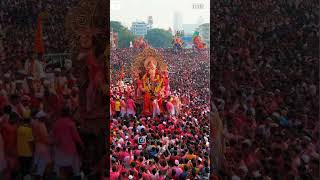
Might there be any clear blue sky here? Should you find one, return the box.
[111,0,210,29]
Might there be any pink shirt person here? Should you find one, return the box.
[52,115,83,155]
[126,98,136,116]
[32,111,52,176]
[166,100,175,116]
[120,99,127,117]
[152,99,160,118]
[52,109,84,176]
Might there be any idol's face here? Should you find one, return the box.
[133,72,139,80]
[145,57,157,76]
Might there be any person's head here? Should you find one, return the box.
[15,81,22,89]
[10,94,20,105]
[184,165,189,172]
[189,149,193,154]
[112,166,117,172]
[26,77,34,85]
[121,171,126,177]
[173,150,177,156]
[152,168,157,175]
[140,166,146,172]
[54,68,61,77]
[130,161,136,168]
[9,112,19,124]
[22,118,31,124]
[204,167,209,174]
[171,169,176,176]
[21,95,30,106]
[61,107,71,117]
[35,111,47,122]
[3,105,12,115]
[139,156,143,162]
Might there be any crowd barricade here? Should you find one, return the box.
[44,53,71,71]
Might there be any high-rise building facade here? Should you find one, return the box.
[147,16,153,29]
[173,12,183,33]
[131,21,149,37]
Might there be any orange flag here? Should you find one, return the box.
[34,14,45,54]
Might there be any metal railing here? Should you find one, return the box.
[44,53,71,68]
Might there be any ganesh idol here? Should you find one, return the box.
[131,48,168,116]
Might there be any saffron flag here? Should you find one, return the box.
[34,14,45,54]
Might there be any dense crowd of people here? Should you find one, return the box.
[109,49,211,179]
[0,0,76,59]
[1,0,319,179]
[0,51,103,179]
[0,0,107,180]
[212,0,319,179]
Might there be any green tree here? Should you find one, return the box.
[110,21,135,48]
[110,21,124,32]
[118,28,135,48]
[145,29,173,48]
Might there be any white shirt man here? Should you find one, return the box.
[24,59,45,80]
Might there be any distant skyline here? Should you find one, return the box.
[111,0,210,29]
